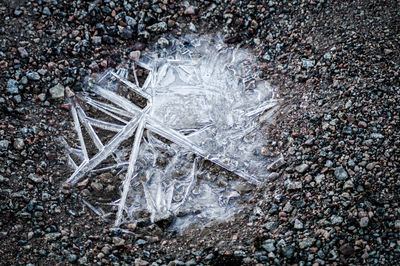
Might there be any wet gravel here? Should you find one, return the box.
[1,0,399,265]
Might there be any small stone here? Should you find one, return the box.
[45,232,61,241]
[358,121,367,128]
[294,219,304,229]
[49,84,65,99]
[18,47,29,58]
[125,16,137,27]
[42,7,51,15]
[91,182,103,192]
[343,180,354,189]
[366,162,375,170]
[296,163,309,173]
[340,243,354,256]
[285,179,303,191]
[282,245,294,258]
[184,6,196,15]
[89,62,99,72]
[66,254,78,263]
[359,217,369,228]
[334,166,348,181]
[135,239,147,246]
[26,71,41,81]
[394,220,400,229]
[6,79,19,94]
[298,238,315,249]
[28,173,42,183]
[330,215,343,225]
[13,138,24,150]
[147,22,167,32]
[38,93,46,102]
[0,140,9,150]
[134,258,149,266]
[129,50,141,62]
[262,239,276,252]
[302,59,315,69]
[112,237,125,246]
[268,157,286,171]
[283,202,293,213]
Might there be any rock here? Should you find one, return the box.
[262,239,276,252]
[26,71,41,81]
[45,232,61,241]
[340,243,354,256]
[112,237,125,246]
[315,174,324,184]
[42,7,51,15]
[295,163,309,173]
[91,182,103,192]
[334,166,348,181]
[343,179,354,189]
[283,202,293,213]
[66,254,78,263]
[49,84,65,99]
[89,62,99,72]
[285,179,303,191]
[0,140,9,150]
[184,6,196,15]
[394,220,400,229]
[358,121,367,128]
[129,50,141,62]
[294,219,304,229]
[264,221,279,231]
[147,22,167,32]
[298,238,315,249]
[359,217,369,228]
[27,173,42,183]
[135,239,147,246]
[302,59,315,69]
[330,215,343,225]
[120,28,133,39]
[13,138,24,150]
[6,79,19,94]
[281,245,294,258]
[268,157,286,171]
[125,16,137,27]
[134,258,149,266]
[18,47,29,58]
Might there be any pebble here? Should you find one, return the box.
[262,239,276,252]
[26,71,41,81]
[147,22,167,32]
[334,166,348,181]
[6,79,19,94]
[13,138,24,150]
[0,140,10,150]
[49,84,65,99]
[295,163,309,173]
[18,47,29,58]
[359,217,369,228]
[294,219,304,229]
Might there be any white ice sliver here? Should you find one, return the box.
[64,36,279,230]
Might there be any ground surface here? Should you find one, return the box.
[0,0,399,265]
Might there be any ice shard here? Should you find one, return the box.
[63,35,279,230]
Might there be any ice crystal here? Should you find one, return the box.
[64,35,279,230]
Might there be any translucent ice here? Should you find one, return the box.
[63,35,279,231]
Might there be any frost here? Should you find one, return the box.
[64,35,279,230]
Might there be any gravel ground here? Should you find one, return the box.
[1,0,399,265]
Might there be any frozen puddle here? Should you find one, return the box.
[63,35,279,231]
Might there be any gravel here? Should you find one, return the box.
[0,0,399,265]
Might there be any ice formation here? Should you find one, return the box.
[63,35,279,230]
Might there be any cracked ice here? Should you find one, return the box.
[63,35,279,230]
